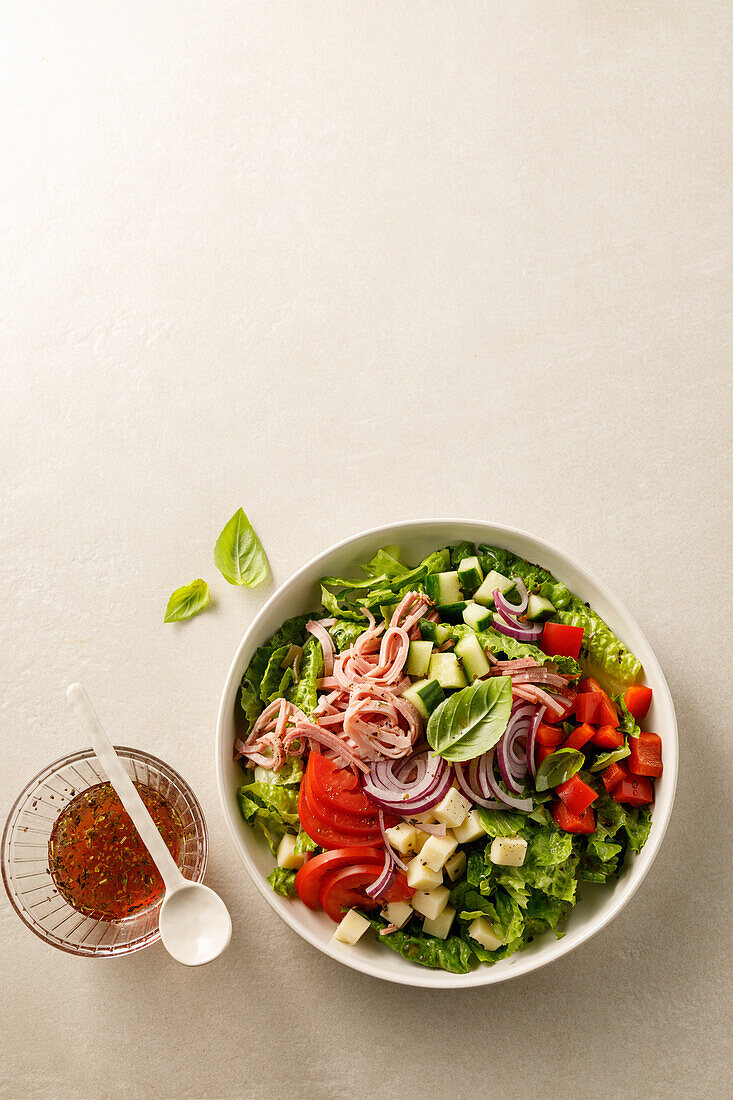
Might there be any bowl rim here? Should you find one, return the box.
[215,518,678,988]
[2,744,209,957]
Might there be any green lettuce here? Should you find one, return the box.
[328,620,365,653]
[287,636,323,716]
[239,613,311,730]
[365,916,475,974]
[259,645,294,704]
[267,867,297,896]
[477,544,642,689]
[237,772,300,854]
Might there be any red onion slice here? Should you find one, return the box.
[365,849,396,899]
[483,749,533,812]
[364,752,453,814]
[453,760,505,809]
[492,606,544,644]
[494,576,529,618]
[378,808,407,872]
[526,704,545,780]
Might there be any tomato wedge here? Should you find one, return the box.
[318,864,413,922]
[302,772,381,835]
[294,846,384,908]
[298,781,383,849]
[307,753,381,816]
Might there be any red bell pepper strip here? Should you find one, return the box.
[536,722,565,747]
[551,800,595,834]
[535,744,555,766]
[628,732,663,777]
[591,725,625,750]
[563,722,596,751]
[612,774,654,806]
[624,684,653,723]
[556,774,598,816]
[601,761,627,792]
[541,621,584,661]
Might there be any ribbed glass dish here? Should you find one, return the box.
[2,747,208,957]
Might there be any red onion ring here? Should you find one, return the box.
[492,603,544,644]
[453,759,504,809]
[365,848,396,899]
[378,808,407,872]
[483,748,533,812]
[526,704,545,780]
[364,752,453,814]
[494,575,529,618]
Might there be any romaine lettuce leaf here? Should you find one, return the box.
[238,613,311,730]
[237,774,299,854]
[267,867,297,896]
[259,645,294,704]
[449,541,476,568]
[287,636,323,717]
[365,916,475,974]
[328,620,365,652]
[476,544,642,688]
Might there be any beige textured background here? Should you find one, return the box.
[2,3,731,1098]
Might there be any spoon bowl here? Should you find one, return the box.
[159,882,232,966]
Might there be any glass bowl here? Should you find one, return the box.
[2,746,208,957]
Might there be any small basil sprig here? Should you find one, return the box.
[589,744,631,772]
[534,747,585,791]
[426,677,512,762]
[164,579,210,622]
[214,508,269,587]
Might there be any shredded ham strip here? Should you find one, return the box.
[485,655,574,716]
[239,590,431,772]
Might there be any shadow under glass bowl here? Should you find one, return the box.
[2,746,208,957]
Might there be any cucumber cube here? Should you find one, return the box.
[474,570,516,608]
[462,602,494,631]
[457,556,484,595]
[454,633,491,681]
[406,640,434,678]
[425,571,463,605]
[428,653,468,690]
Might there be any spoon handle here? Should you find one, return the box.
[66,683,184,893]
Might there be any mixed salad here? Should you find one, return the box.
[234,542,662,973]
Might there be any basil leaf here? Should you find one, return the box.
[534,747,585,791]
[214,508,269,586]
[163,578,210,622]
[589,744,631,772]
[426,677,512,762]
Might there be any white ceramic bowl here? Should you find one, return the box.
[216,520,677,988]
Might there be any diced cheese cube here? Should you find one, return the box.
[423,904,456,940]
[276,833,306,870]
[433,787,472,829]
[444,850,467,882]
[452,808,486,844]
[419,832,458,872]
[489,836,528,867]
[333,908,371,945]
[410,811,438,826]
[468,916,504,951]
[406,855,443,892]
[385,822,417,854]
[411,885,450,920]
[412,830,431,853]
[380,901,412,929]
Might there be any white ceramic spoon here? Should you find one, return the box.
[66,683,232,966]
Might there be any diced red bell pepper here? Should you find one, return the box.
[594,693,619,727]
[591,725,625,750]
[540,692,576,725]
[535,744,555,765]
[541,621,584,661]
[624,684,653,723]
[601,761,627,792]
[578,677,603,695]
[574,693,600,724]
[613,774,654,806]
[551,800,595,834]
[628,732,663,778]
[536,722,565,747]
[562,722,596,751]
[575,690,618,728]
[556,774,598,816]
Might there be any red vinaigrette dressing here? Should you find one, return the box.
[48,781,183,920]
